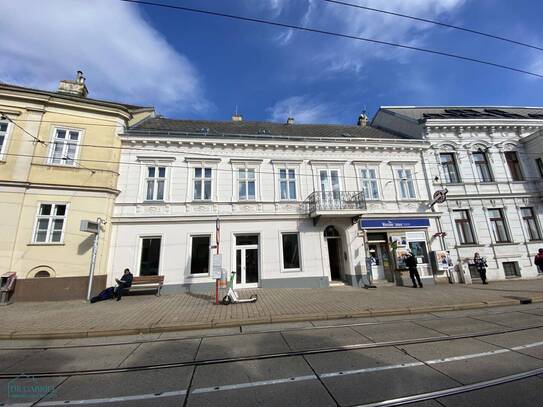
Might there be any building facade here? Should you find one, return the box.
[108,115,442,291]
[373,107,543,282]
[0,74,153,300]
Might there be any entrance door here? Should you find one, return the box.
[235,235,259,287]
[327,239,342,280]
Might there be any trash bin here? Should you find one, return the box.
[0,272,16,305]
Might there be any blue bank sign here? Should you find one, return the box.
[360,218,430,229]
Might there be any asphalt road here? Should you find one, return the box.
[1,303,543,407]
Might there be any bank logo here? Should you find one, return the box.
[7,374,57,400]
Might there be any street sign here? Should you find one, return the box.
[212,254,222,279]
[80,220,99,234]
[429,188,448,208]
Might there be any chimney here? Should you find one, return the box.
[286,117,295,125]
[357,112,368,126]
[57,70,88,97]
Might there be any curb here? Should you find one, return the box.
[2,297,540,340]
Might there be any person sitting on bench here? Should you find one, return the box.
[114,268,133,301]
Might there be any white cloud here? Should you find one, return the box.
[0,0,209,114]
[267,95,340,123]
[263,0,466,73]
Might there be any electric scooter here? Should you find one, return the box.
[221,271,258,305]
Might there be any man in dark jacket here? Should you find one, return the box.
[535,249,543,274]
[114,268,133,301]
[405,251,423,288]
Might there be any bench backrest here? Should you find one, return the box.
[132,275,164,284]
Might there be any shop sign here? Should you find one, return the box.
[360,218,430,229]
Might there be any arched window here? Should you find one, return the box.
[324,226,340,238]
[34,270,51,278]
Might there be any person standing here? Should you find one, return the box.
[114,268,133,301]
[473,253,488,284]
[405,251,423,288]
[534,248,543,274]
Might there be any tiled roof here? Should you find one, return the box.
[0,83,151,112]
[380,107,543,121]
[129,117,407,140]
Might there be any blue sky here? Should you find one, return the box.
[1,0,543,124]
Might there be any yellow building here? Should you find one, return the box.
[0,72,154,300]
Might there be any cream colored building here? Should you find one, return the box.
[0,73,153,300]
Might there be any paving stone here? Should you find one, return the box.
[476,327,543,360]
[415,317,504,335]
[469,311,543,328]
[0,375,67,405]
[281,326,370,351]
[351,321,446,342]
[120,338,201,367]
[196,332,290,360]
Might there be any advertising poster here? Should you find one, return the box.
[435,250,452,272]
[395,248,409,269]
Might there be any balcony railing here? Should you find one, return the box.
[303,191,367,214]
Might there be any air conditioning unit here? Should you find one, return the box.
[80,220,100,234]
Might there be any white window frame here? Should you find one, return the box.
[188,234,212,276]
[395,167,417,199]
[279,168,298,201]
[359,166,380,200]
[193,167,213,201]
[280,232,302,272]
[237,167,257,201]
[145,165,167,201]
[32,202,68,244]
[0,120,12,160]
[47,127,83,166]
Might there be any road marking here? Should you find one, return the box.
[191,374,316,394]
[320,362,424,378]
[28,339,543,406]
[37,390,187,406]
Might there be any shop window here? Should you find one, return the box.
[140,237,161,276]
[503,262,520,278]
[190,235,210,274]
[408,241,429,263]
[282,233,300,271]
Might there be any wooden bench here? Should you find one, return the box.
[125,275,164,296]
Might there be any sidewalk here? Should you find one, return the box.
[2,280,543,339]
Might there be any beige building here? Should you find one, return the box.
[0,73,153,300]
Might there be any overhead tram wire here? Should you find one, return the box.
[119,0,543,79]
[2,151,542,183]
[322,0,543,52]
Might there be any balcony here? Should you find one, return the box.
[303,191,366,224]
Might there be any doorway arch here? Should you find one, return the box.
[324,225,342,281]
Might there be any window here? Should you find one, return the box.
[360,168,379,199]
[488,208,510,243]
[238,168,256,200]
[0,121,8,158]
[504,151,524,181]
[320,170,341,200]
[439,153,460,183]
[536,158,543,178]
[408,241,429,264]
[397,168,416,199]
[49,128,81,165]
[193,167,212,200]
[282,233,300,270]
[33,204,67,243]
[472,151,493,182]
[503,262,521,278]
[140,237,161,276]
[453,210,476,244]
[146,166,165,201]
[279,169,297,200]
[521,207,542,241]
[190,236,210,274]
